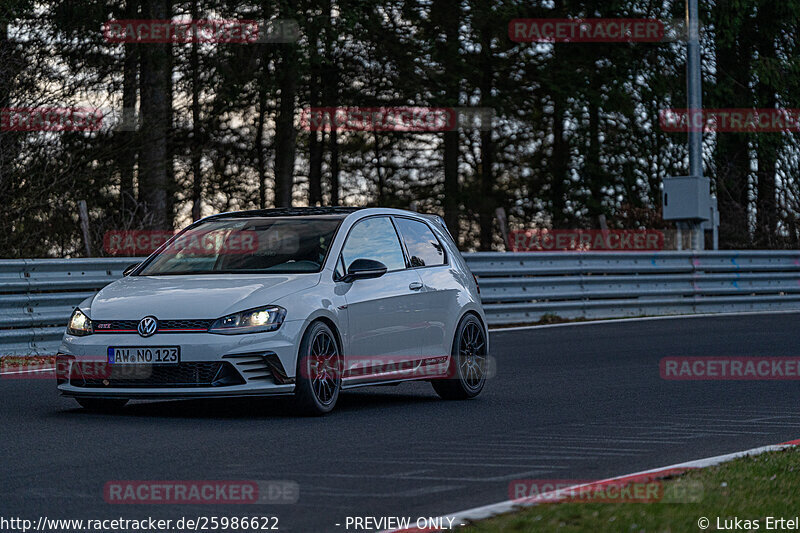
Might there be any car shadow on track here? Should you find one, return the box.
[57,389,442,419]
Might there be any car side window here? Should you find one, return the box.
[340,217,407,272]
[394,218,446,267]
[334,255,346,279]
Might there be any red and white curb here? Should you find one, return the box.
[382,439,800,533]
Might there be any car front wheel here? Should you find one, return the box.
[294,321,342,415]
[432,314,487,400]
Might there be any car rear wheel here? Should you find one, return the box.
[294,321,342,416]
[432,314,487,400]
[76,398,128,412]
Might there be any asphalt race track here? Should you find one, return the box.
[2,312,800,532]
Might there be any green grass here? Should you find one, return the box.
[462,447,800,532]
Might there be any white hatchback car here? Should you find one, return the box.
[57,207,488,415]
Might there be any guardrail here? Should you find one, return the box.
[468,251,800,325]
[1,251,800,354]
[0,258,133,355]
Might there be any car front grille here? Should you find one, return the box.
[69,361,245,388]
[92,319,215,333]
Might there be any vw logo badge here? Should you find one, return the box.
[137,316,158,337]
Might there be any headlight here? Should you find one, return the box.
[67,308,92,336]
[208,306,286,335]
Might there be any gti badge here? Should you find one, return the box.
[137,316,158,337]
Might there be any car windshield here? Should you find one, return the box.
[137,216,343,275]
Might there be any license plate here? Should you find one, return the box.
[108,346,180,365]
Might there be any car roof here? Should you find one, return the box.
[200,207,451,238]
[204,207,364,220]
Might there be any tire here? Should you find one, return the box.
[76,398,128,412]
[294,321,342,416]
[432,314,487,400]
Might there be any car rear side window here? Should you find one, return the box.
[395,218,446,267]
[341,217,407,272]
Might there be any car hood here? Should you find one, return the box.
[86,273,321,320]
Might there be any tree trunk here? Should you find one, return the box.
[138,0,172,229]
[586,94,604,220]
[443,130,459,238]
[323,0,339,205]
[435,0,461,241]
[754,4,779,246]
[189,0,202,220]
[164,15,175,228]
[477,2,494,250]
[329,128,339,205]
[119,0,138,218]
[255,83,268,209]
[273,54,297,207]
[755,92,778,246]
[307,18,323,207]
[273,1,297,208]
[551,81,568,228]
[309,130,324,206]
[0,20,10,195]
[549,0,569,229]
[375,131,385,205]
[712,6,752,247]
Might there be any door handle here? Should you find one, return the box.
[409,282,424,291]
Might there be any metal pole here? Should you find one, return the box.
[687,0,705,250]
[687,0,702,179]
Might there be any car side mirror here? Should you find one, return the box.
[342,259,387,283]
[123,263,141,276]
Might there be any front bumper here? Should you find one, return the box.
[56,319,306,399]
[59,384,295,400]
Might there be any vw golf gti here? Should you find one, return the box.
[57,207,488,415]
